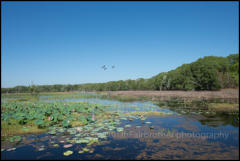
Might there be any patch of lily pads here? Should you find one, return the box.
[2,97,167,156]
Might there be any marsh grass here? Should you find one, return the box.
[99,94,140,102]
[208,103,239,112]
[154,98,239,112]
[1,120,47,139]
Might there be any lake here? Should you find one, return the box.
[1,93,239,160]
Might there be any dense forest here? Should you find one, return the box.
[2,53,239,93]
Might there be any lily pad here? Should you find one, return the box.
[97,132,107,139]
[63,144,73,148]
[58,128,65,133]
[38,147,45,151]
[76,139,89,144]
[116,127,124,132]
[49,130,56,135]
[140,117,146,121]
[83,148,89,152]
[63,150,73,156]
[78,150,84,154]
[53,144,59,147]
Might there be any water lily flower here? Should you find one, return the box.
[48,117,51,121]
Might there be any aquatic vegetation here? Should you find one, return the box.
[208,103,239,112]
[78,150,84,154]
[82,147,90,152]
[36,92,101,101]
[1,91,239,160]
[99,94,140,102]
[38,147,45,151]
[1,100,127,154]
[53,144,59,147]
[63,150,73,156]
[125,124,131,128]
[145,122,152,124]
[76,138,89,144]
[117,127,124,132]
[1,101,106,131]
[63,144,73,148]
[1,119,47,136]
[9,136,21,142]
[38,145,45,151]
[155,98,239,114]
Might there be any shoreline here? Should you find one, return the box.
[106,88,239,100]
[2,88,239,99]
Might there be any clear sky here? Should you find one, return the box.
[1,1,239,88]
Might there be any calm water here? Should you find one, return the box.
[1,94,239,160]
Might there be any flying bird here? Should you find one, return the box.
[101,65,115,70]
[101,65,107,70]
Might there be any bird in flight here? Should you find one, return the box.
[101,65,115,70]
[101,65,107,70]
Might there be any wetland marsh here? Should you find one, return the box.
[1,92,239,160]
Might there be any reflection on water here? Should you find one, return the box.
[1,93,239,160]
[43,97,175,114]
[1,115,239,160]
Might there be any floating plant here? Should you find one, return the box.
[63,150,73,156]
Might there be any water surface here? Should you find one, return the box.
[1,93,239,160]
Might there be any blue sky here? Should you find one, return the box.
[1,1,239,88]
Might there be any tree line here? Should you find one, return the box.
[2,53,238,93]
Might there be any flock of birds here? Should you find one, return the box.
[101,65,115,71]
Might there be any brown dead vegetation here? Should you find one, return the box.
[109,88,239,100]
